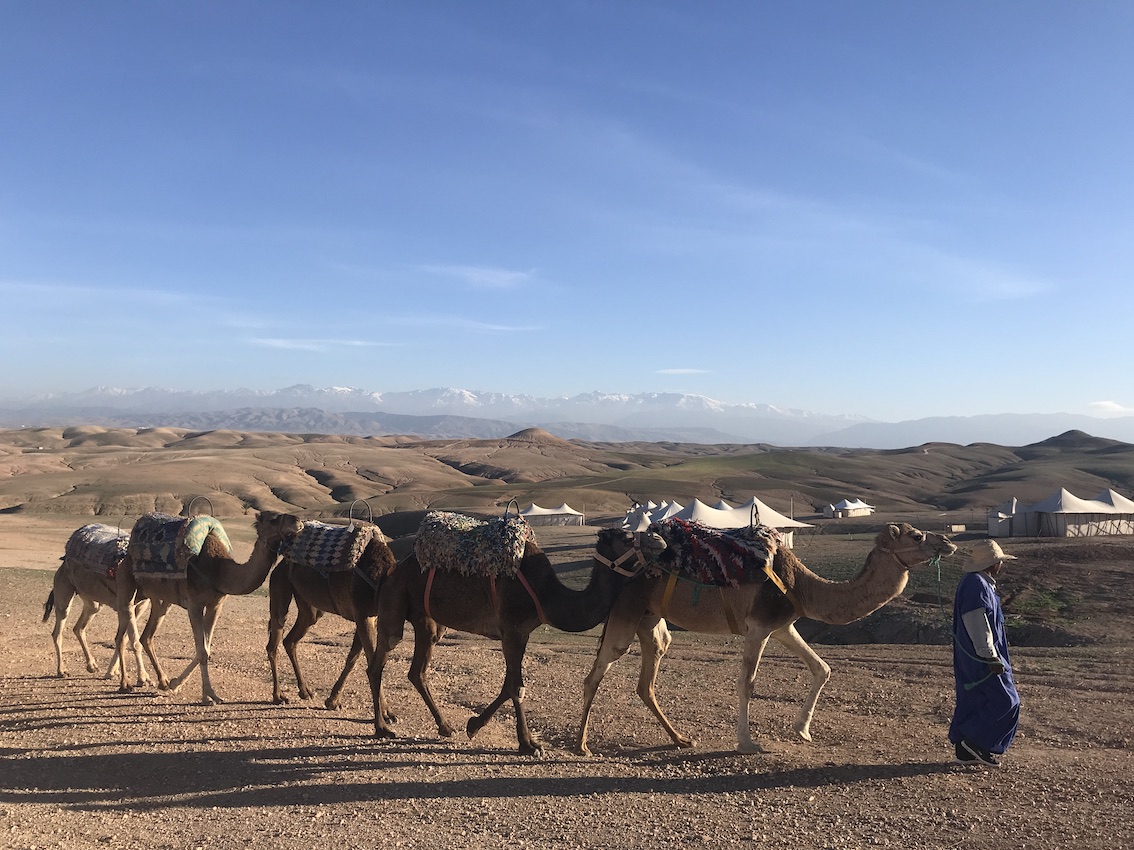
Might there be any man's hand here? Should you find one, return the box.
[985,658,1006,675]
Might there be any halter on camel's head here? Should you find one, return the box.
[875,522,958,571]
[594,518,667,577]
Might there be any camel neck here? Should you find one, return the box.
[792,550,911,626]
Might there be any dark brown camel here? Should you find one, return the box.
[267,532,417,710]
[366,525,665,755]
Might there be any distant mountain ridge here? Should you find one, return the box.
[3,384,1134,448]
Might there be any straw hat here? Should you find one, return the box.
[964,539,1019,573]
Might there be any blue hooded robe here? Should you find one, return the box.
[949,571,1020,754]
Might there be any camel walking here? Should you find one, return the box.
[577,521,956,755]
[43,523,164,679]
[115,510,303,704]
[367,519,665,755]
[267,525,417,710]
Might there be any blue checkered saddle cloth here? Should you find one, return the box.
[277,520,383,576]
[413,511,535,578]
[65,523,129,577]
[651,519,781,587]
[129,513,232,576]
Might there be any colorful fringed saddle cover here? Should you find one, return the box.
[278,520,384,576]
[129,512,232,576]
[414,511,536,578]
[651,518,781,588]
[66,523,130,578]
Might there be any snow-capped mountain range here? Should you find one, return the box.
[4,384,1134,448]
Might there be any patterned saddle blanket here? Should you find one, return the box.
[277,520,384,576]
[651,519,781,588]
[414,511,536,578]
[65,524,130,578]
[129,513,232,576]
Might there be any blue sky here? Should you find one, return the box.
[2,1,1132,422]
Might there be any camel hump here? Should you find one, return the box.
[129,512,230,575]
[652,518,780,587]
[279,520,383,575]
[414,510,535,577]
[65,523,129,576]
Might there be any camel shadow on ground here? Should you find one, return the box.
[0,732,959,814]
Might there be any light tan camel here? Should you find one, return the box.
[115,510,303,704]
[367,525,665,755]
[42,523,167,679]
[267,531,416,710]
[577,521,956,755]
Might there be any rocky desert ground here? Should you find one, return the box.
[2,514,1132,850]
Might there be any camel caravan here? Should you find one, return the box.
[43,498,956,756]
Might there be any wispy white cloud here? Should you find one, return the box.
[1089,400,1134,417]
[421,264,535,289]
[656,368,710,375]
[249,337,393,352]
[390,314,541,333]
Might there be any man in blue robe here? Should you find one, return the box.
[949,539,1021,768]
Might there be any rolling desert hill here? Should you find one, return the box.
[3,426,1134,522]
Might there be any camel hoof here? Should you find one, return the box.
[673,737,696,749]
[373,727,398,740]
[577,744,593,757]
[273,695,290,705]
[118,684,134,694]
[519,742,544,758]
[737,740,767,754]
[55,672,67,679]
[324,697,341,710]
[437,723,456,738]
[466,717,485,739]
[86,664,99,674]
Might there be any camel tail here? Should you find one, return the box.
[42,590,55,623]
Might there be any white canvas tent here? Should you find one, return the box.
[987,488,1134,537]
[823,498,876,519]
[624,496,811,546]
[520,502,585,527]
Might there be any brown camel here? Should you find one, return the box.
[115,510,303,704]
[367,524,666,755]
[42,523,166,680]
[577,521,957,755]
[267,529,417,710]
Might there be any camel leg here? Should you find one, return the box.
[47,584,76,677]
[195,601,226,705]
[267,566,297,704]
[369,630,401,743]
[72,598,103,674]
[633,617,695,749]
[280,604,322,703]
[405,617,455,737]
[771,623,832,743]
[736,627,773,754]
[324,628,362,710]
[467,631,540,756]
[134,600,168,688]
[114,577,144,693]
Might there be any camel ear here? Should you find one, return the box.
[887,524,902,540]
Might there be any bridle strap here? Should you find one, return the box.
[594,533,650,577]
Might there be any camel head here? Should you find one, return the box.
[255,511,305,545]
[874,522,957,569]
[594,526,667,576]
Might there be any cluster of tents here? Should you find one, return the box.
[988,488,1134,537]
[623,497,812,547]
